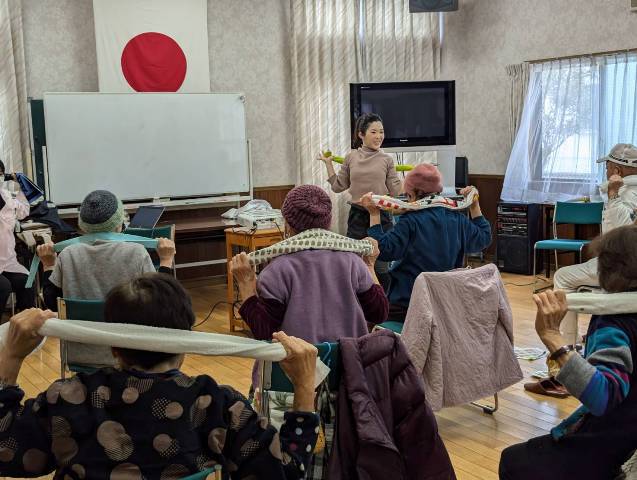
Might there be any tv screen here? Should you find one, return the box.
[350,81,456,149]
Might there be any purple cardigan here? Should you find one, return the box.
[329,330,456,480]
[240,250,388,343]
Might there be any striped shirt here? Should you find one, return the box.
[553,313,636,439]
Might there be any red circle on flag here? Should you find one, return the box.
[121,32,187,92]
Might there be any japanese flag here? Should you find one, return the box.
[93,0,211,93]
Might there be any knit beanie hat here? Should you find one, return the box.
[78,190,125,233]
[404,163,443,197]
[282,185,332,232]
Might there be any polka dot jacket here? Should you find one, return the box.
[0,368,319,479]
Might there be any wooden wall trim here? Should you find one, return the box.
[254,185,295,192]
[468,174,504,256]
[252,185,295,209]
[467,174,505,180]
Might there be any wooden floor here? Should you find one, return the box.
[3,271,587,480]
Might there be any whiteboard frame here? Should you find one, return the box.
[42,92,252,207]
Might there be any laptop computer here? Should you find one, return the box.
[129,205,165,229]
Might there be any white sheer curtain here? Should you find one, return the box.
[503,57,603,203]
[600,52,637,154]
[289,0,363,234]
[0,0,29,175]
[503,52,637,203]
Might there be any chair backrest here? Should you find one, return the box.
[180,467,217,480]
[57,298,105,322]
[57,298,107,377]
[124,224,175,240]
[554,201,604,226]
[263,342,341,393]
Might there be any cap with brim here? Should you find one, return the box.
[597,143,637,167]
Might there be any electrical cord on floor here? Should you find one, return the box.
[193,300,243,328]
[194,272,248,329]
[504,281,536,287]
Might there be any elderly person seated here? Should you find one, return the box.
[0,159,34,315]
[360,164,491,322]
[37,189,176,312]
[499,224,637,479]
[0,273,319,478]
[231,184,388,343]
[35,189,176,368]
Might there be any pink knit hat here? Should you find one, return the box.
[282,185,332,232]
[403,163,443,196]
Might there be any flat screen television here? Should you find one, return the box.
[349,81,456,149]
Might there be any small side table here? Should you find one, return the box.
[225,227,284,332]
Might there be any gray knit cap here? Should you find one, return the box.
[78,190,125,233]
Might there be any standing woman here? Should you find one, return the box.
[319,113,402,289]
[0,159,34,315]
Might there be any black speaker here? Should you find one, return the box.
[496,202,542,275]
[455,156,468,189]
[409,0,459,12]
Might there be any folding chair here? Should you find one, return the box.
[259,342,340,420]
[375,320,498,413]
[57,298,106,379]
[533,201,604,292]
[8,292,15,316]
[373,321,404,334]
[180,467,220,479]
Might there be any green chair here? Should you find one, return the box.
[124,224,176,275]
[259,342,340,420]
[57,298,105,379]
[533,201,604,292]
[124,224,175,240]
[180,467,218,479]
[373,321,404,334]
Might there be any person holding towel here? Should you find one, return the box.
[319,113,402,289]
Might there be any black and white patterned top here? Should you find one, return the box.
[0,368,318,479]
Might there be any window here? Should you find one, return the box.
[536,59,600,181]
[536,53,637,181]
[504,52,637,203]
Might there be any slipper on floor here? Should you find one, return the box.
[524,378,570,398]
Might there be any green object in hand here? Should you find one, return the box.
[324,150,413,171]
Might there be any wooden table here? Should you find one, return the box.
[225,227,284,331]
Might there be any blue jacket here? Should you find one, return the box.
[368,209,492,307]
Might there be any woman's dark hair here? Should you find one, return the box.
[105,273,196,369]
[0,159,5,175]
[593,224,637,293]
[352,113,383,148]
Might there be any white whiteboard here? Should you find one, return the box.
[43,93,250,205]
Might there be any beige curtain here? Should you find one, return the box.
[0,0,29,176]
[363,0,439,166]
[289,0,364,233]
[363,0,440,82]
[506,62,530,149]
[289,0,440,232]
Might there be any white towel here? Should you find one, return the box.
[567,291,637,314]
[0,319,330,386]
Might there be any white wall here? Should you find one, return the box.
[442,0,637,175]
[22,0,295,187]
[25,0,637,180]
